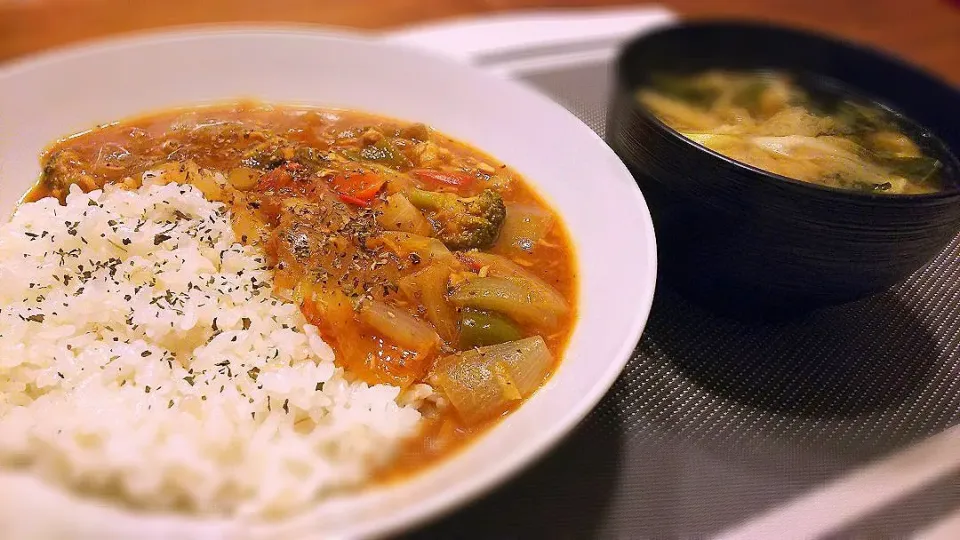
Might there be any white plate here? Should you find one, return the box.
[0,27,657,540]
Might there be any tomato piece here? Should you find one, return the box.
[411,169,477,187]
[256,166,294,192]
[330,171,386,202]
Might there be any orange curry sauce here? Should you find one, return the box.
[27,102,577,481]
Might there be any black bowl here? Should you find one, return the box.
[607,21,960,317]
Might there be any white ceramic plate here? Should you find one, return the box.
[0,27,657,540]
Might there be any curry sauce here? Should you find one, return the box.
[28,101,578,481]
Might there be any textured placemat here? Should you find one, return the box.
[406,62,960,539]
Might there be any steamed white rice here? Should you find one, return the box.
[0,182,428,517]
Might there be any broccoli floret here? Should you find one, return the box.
[407,188,506,250]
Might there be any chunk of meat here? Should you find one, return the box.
[40,149,99,200]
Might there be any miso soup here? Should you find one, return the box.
[637,70,946,194]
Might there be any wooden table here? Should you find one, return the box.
[2,0,960,84]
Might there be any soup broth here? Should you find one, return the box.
[637,70,946,194]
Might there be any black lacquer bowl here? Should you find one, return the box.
[607,21,960,316]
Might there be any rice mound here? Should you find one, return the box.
[0,182,427,517]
